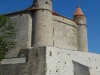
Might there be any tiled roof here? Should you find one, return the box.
[5,5,60,16]
[5,5,73,21]
[74,6,84,16]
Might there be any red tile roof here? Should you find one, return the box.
[74,6,84,16]
[5,5,73,21]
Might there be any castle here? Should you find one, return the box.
[0,0,100,75]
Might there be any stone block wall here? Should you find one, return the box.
[46,46,100,75]
[0,46,100,75]
[8,12,32,49]
[5,12,32,58]
[7,11,79,51]
[0,47,46,75]
[73,61,90,75]
[53,15,78,50]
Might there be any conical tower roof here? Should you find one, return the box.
[74,6,84,16]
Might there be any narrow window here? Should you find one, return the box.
[49,51,52,56]
[36,52,38,57]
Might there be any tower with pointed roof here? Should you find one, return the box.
[74,6,88,52]
[0,0,100,75]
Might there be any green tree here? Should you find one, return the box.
[0,15,16,61]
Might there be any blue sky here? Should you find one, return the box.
[0,0,100,54]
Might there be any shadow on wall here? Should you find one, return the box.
[73,61,90,75]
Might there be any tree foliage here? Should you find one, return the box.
[0,15,16,61]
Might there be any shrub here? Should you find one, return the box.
[0,15,16,61]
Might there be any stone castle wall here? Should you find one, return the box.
[46,47,100,75]
[0,47,100,75]
[74,16,88,52]
[0,1,98,75]
[32,10,53,47]
[53,15,78,50]
[8,12,32,49]
[7,11,78,51]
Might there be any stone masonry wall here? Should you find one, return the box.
[8,12,32,49]
[74,16,88,52]
[73,61,90,75]
[0,46,100,75]
[53,15,78,50]
[7,11,79,51]
[46,46,100,75]
[0,47,46,75]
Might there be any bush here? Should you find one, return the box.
[0,52,5,61]
[0,15,16,61]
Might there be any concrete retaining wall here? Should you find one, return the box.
[0,46,99,75]
[0,47,46,75]
[0,57,26,64]
[46,46,100,75]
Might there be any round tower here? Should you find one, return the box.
[73,6,88,52]
[32,0,53,47]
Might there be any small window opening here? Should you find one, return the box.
[45,2,48,4]
[36,52,38,57]
[49,51,52,56]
